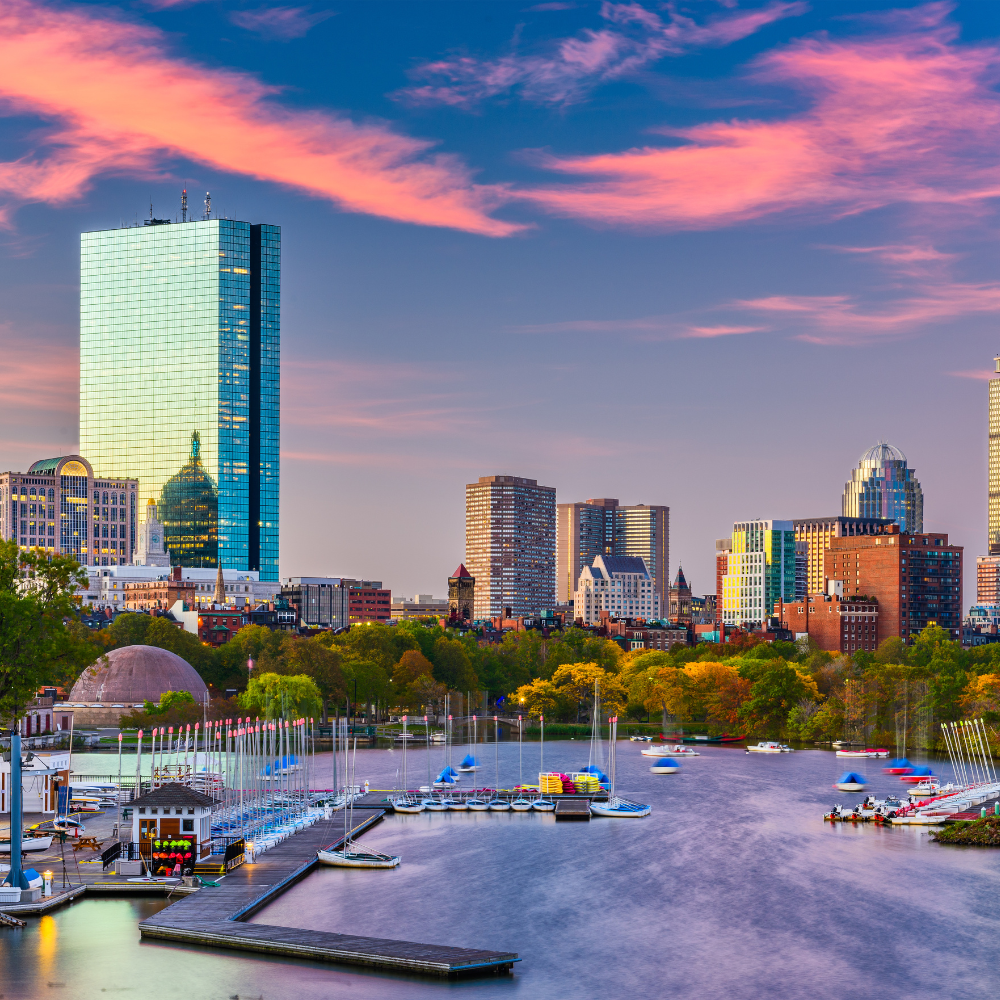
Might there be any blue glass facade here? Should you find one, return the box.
[80,219,280,579]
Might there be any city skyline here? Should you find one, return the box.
[1,1,998,602]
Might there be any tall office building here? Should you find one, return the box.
[842,442,922,534]
[466,475,556,619]
[720,519,796,627]
[556,498,669,609]
[990,357,1000,554]
[791,516,894,596]
[80,216,280,579]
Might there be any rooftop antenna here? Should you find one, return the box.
[149,197,153,222]
[181,188,188,223]
[204,191,212,220]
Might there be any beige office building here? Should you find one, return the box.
[466,475,556,619]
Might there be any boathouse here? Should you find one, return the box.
[129,783,216,861]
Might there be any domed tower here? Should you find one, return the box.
[159,431,219,567]
[843,441,923,533]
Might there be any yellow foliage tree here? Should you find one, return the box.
[551,662,628,720]
[511,678,562,718]
[961,673,1000,715]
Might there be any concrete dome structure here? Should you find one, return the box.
[69,645,208,704]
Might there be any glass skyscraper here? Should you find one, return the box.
[842,441,922,535]
[80,218,279,579]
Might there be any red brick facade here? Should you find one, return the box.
[775,596,879,654]
[349,586,391,624]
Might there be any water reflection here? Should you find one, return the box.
[4,743,1000,1000]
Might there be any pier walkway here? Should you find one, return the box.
[137,808,519,978]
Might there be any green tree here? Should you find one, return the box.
[737,660,818,737]
[432,637,478,692]
[0,542,89,721]
[237,672,322,720]
[284,637,345,722]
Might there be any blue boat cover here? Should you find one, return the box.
[837,772,866,784]
[910,765,934,777]
[580,765,610,782]
[653,758,679,767]
[263,754,299,776]
[435,768,457,782]
[460,755,479,767]
[886,758,911,769]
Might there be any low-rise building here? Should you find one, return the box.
[79,565,276,611]
[774,592,880,654]
[392,594,450,619]
[281,577,390,627]
[606,619,688,650]
[574,555,660,625]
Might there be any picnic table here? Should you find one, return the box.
[73,836,104,853]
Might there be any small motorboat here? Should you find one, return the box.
[866,748,889,758]
[466,796,489,811]
[884,758,914,775]
[630,735,653,742]
[317,845,400,869]
[649,758,680,774]
[834,771,867,792]
[641,745,678,757]
[908,780,942,798]
[0,835,53,853]
[531,797,555,812]
[429,732,447,744]
[746,742,784,754]
[661,744,699,757]
[836,749,870,758]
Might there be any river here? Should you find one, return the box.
[3,740,999,999]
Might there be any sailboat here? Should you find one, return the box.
[590,717,652,818]
[532,714,555,812]
[457,714,481,772]
[421,716,447,810]
[580,681,610,784]
[391,716,425,813]
[510,716,532,811]
[489,716,510,810]
[318,737,400,868]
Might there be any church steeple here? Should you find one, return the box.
[213,563,226,605]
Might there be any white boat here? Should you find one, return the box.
[532,798,555,812]
[510,717,533,811]
[0,835,53,853]
[836,749,870,758]
[661,744,699,757]
[746,742,785,754]
[317,846,400,869]
[629,735,653,742]
[590,716,651,819]
[323,733,400,868]
[908,780,943,798]
[488,797,511,811]
[391,716,425,813]
[421,797,448,812]
[510,797,533,811]
[489,716,509,811]
[466,797,489,811]
[640,745,678,757]
[649,758,680,774]
[443,797,467,811]
[531,717,556,811]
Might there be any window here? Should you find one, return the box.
[182,819,194,833]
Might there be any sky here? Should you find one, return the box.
[1,0,999,603]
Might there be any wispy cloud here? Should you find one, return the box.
[737,281,1000,345]
[949,369,996,380]
[0,0,518,235]
[0,325,76,409]
[230,6,335,41]
[518,4,1000,230]
[397,1,805,108]
[513,315,764,340]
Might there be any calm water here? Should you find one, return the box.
[4,741,999,1000]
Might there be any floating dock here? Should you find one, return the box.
[137,809,518,978]
[554,799,591,821]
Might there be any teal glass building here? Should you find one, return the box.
[80,218,280,579]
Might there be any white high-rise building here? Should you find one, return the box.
[574,555,660,625]
[134,499,170,567]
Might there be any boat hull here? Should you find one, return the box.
[835,782,865,792]
[0,836,53,853]
[531,799,555,812]
[466,799,489,811]
[650,764,679,773]
[590,801,651,818]
[317,849,400,869]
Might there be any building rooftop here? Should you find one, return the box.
[130,783,217,810]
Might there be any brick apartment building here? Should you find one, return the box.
[775,595,880,654]
[824,526,961,642]
[122,566,197,611]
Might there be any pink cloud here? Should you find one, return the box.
[828,244,959,264]
[397,1,805,108]
[737,281,1000,345]
[230,6,335,41]
[513,316,765,339]
[0,0,518,235]
[949,369,996,380]
[518,4,1000,229]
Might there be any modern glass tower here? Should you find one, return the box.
[80,217,279,579]
[842,441,922,535]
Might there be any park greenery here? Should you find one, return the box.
[5,563,1000,750]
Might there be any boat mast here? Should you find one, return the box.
[494,715,500,796]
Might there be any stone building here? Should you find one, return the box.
[668,566,692,624]
[448,564,475,621]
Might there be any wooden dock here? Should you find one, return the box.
[137,809,519,978]
[555,799,591,821]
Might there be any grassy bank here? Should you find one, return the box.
[932,816,1000,846]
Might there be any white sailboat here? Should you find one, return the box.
[457,714,481,772]
[489,716,510,810]
[318,736,400,868]
[590,717,652,818]
[510,716,532,811]
[533,714,555,812]
[391,716,425,813]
